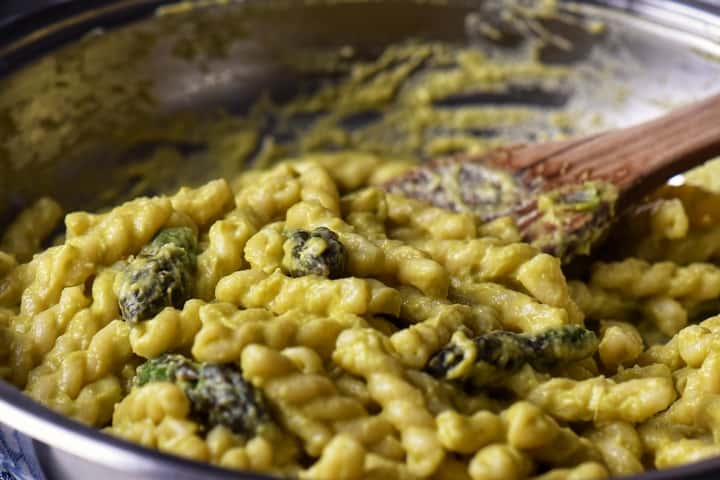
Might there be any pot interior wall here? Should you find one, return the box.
[1,0,720,227]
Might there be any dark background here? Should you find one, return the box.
[0,1,42,16]
[0,1,58,19]
[4,0,720,20]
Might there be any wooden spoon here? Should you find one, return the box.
[384,93,720,262]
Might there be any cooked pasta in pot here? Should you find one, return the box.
[4,150,720,479]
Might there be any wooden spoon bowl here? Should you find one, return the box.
[385,94,720,261]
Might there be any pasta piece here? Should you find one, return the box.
[390,298,468,368]
[288,152,383,192]
[287,200,448,296]
[591,258,720,302]
[597,321,644,372]
[412,238,583,324]
[477,217,523,244]
[194,208,259,300]
[333,328,446,477]
[527,373,676,423]
[244,222,285,274]
[584,422,644,476]
[300,435,366,480]
[637,336,683,370]
[25,321,132,425]
[0,197,63,263]
[235,164,303,224]
[568,281,635,321]
[216,270,401,317]
[453,282,569,334]
[364,454,416,480]
[242,344,382,458]
[108,382,209,460]
[660,350,720,428]
[469,444,533,480]
[294,161,342,216]
[129,300,204,359]
[436,409,502,454]
[433,457,473,480]
[9,270,116,388]
[655,439,720,469]
[7,285,89,386]
[341,187,389,240]
[375,239,449,298]
[675,316,720,367]
[501,401,599,466]
[386,193,477,240]
[170,179,234,230]
[643,296,687,336]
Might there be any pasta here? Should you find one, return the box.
[5,152,720,479]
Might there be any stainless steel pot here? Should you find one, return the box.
[2,1,720,479]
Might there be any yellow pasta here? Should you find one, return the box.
[333,328,445,476]
[7,151,720,480]
[216,270,401,317]
[453,281,569,333]
[469,444,533,480]
[527,373,676,423]
[584,422,644,476]
[591,258,720,302]
[597,321,644,372]
[170,179,234,230]
[129,300,204,359]
[655,439,720,469]
[0,197,63,263]
[194,208,259,300]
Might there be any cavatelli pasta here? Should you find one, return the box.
[0,197,63,263]
[6,149,720,480]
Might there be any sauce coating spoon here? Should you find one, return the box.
[384,93,720,262]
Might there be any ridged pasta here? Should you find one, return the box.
[216,270,401,317]
[333,328,445,477]
[390,287,472,368]
[129,300,204,359]
[242,344,389,460]
[286,200,449,296]
[7,149,720,479]
[453,281,570,333]
[584,421,643,476]
[0,197,63,263]
[192,302,365,363]
[243,222,285,273]
[194,208,259,300]
[591,258,720,302]
[386,193,477,240]
[597,321,644,372]
[469,444,533,480]
[108,382,211,460]
[413,238,583,324]
[527,371,676,423]
[170,179,234,230]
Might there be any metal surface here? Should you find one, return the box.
[1,1,720,479]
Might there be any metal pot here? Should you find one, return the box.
[2,1,720,478]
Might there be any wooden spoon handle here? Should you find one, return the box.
[505,93,720,202]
